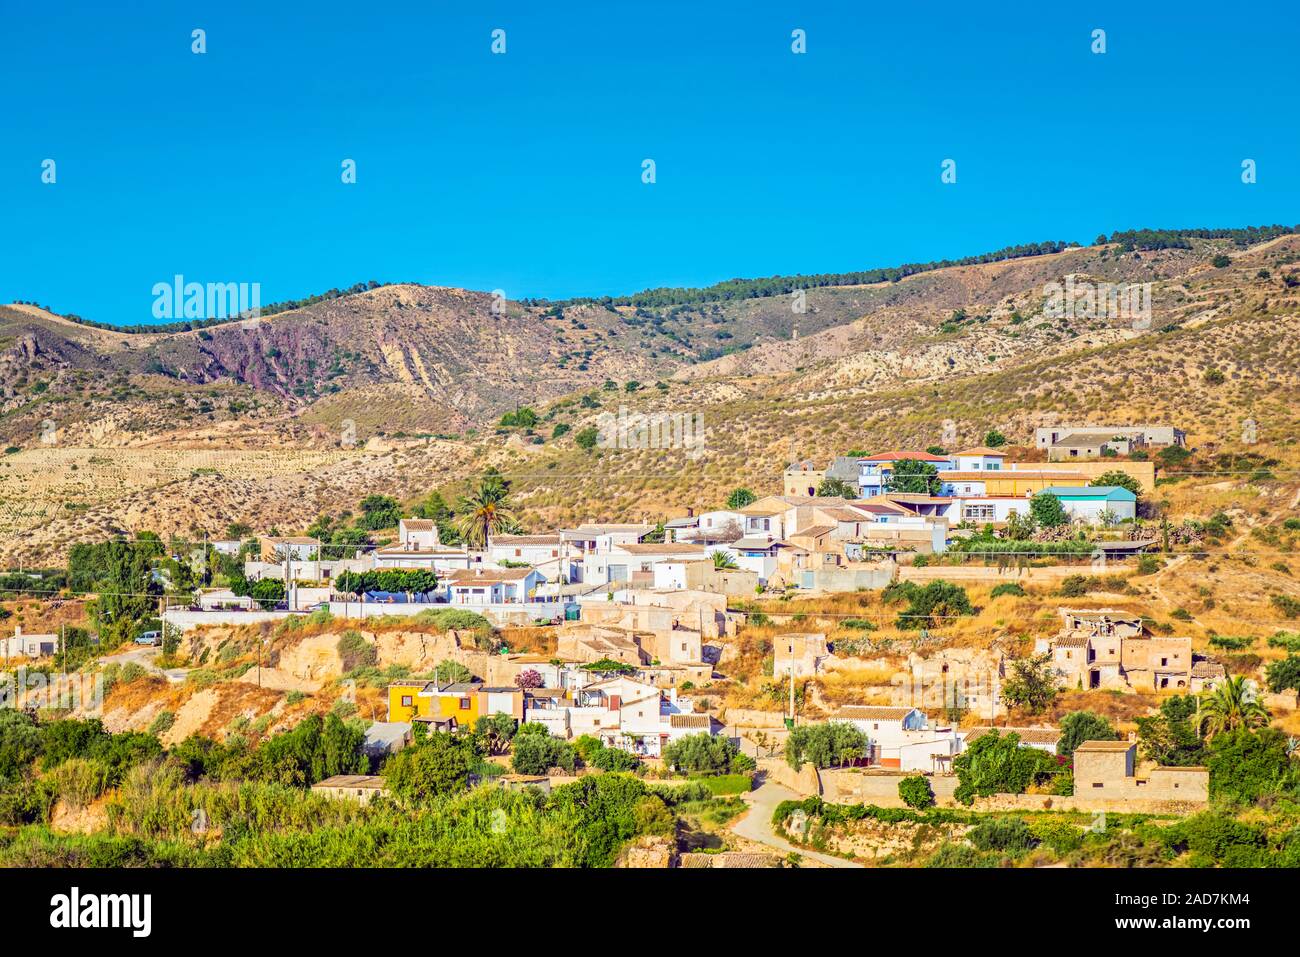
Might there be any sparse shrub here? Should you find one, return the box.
[1272,595,1300,618]
[147,712,175,737]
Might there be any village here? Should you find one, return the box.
[4,418,1298,871]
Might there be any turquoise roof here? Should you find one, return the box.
[1042,485,1136,501]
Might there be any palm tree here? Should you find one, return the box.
[710,550,738,570]
[455,471,516,548]
[1197,675,1269,739]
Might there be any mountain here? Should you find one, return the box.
[2,228,1299,562]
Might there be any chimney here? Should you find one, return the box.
[686,506,695,518]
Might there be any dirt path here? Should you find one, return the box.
[729,779,864,869]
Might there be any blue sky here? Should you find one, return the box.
[2,0,1297,325]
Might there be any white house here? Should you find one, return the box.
[940,494,1035,525]
[559,524,654,583]
[728,537,793,583]
[488,534,562,567]
[0,627,58,659]
[397,518,441,550]
[523,674,715,758]
[678,509,747,545]
[833,706,959,772]
[197,588,254,611]
[372,543,475,573]
[445,567,546,605]
[582,542,709,587]
[951,447,1007,472]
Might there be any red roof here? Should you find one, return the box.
[862,451,950,463]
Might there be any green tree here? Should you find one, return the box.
[474,713,519,756]
[785,722,867,770]
[1136,695,1205,766]
[661,733,749,774]
[886,459,941,495]
[816,478,856,498]
[455,470,517,548]
[0,710,43,782]
[952,730,1059,804]
[357,494,402,530]
[1057,711,1117,757]
[1206,728,1293,804]
[574,426,599,451]
[1002,654,1059,714]
[249,577,286,610]
[726,488,757,509]
[1029,492,1069,527]
[893,580,974,630]
[983,430,1008,448]
[1197,676,1269,739]
[510,725,576,774]
[710,550,738,570]
[1091,471,1142,497]
[382,733,479,802]
[1265,656,1300,693]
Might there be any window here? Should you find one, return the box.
[458,698,471,710]
[1092,782,1104,788]
[401,695,413,707]
[963,504,995,520]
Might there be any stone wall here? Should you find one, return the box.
[899,564,1094,584]
[819,768,960,806]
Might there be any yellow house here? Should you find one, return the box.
[944,469,1091,496]
[387,681,523,727]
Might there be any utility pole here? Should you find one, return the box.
[788,654,795,726]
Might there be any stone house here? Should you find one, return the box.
[1072,740,1208,804]
[773,632,832,678]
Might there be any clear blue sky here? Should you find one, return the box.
[2,0,1297,325]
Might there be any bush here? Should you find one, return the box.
[0,710,43,782]
[1272,595,1300,618]
[336,631,377,671]
[898,775,935,809]
[841,618,877,630]
[1136,555,1162,576]
[967,816,1036,854]
[990,582,1026,599]
[1056,575,1090,598]
[893,580,974,630]
[1028,818,1083,855]
[50,758,112,809]
[147,712,176,737]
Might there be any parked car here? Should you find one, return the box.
[135,630,161,646]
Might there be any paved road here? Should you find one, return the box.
[730,780,863,869]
